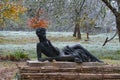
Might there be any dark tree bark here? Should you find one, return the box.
[77,26,81,39]
[84,25,89,40]
[103,31,118,46]
[86,33,89,40]
[115,13,120,41]
[73,23,81,39]
[73,25,77,37]
[73,0,85,39]
[102,0,120,42]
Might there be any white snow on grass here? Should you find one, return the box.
[47,32,73,37]
[0,31,72,37]
[0,31,120,52]
[0,31,36,38]
[0,43,36,51]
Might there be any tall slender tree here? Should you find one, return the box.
[102,0,120,42]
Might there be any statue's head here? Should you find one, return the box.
[36,28,46,40]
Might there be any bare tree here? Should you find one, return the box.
[70,0,85,39]
[102,0,120,43]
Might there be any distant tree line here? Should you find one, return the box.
[0,0,118,39]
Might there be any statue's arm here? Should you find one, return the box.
[47,39,53,46]
[47,39,60,55]
[37,43,42,61]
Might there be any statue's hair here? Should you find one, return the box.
[36,28,46,38]
[36,28,46,33]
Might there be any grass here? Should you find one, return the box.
[0,37,38,44]
[12,51,29,60]
[0,32,120,64]
[0,36,79,44]
[0,37,13,43]
[0,48,120,63]
[0,50,29,61]
[0,32,119,80]
[103,59,120,66]
[90,50,120,60]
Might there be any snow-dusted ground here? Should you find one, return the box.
[0,31,73,37]
[0,31,120,52]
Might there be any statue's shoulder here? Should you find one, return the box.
[37,42,45,47]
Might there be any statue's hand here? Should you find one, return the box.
[74,58,82,63]
[38,57,54,62]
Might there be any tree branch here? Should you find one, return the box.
[102,0,117,14]
[102,31,118,46]
[79,0,85,11]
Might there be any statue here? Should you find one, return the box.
[36,28,102,63]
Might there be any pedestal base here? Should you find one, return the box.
[19,61,120,80]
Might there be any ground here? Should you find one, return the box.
[0,61,26,80]
[0,31,120,80]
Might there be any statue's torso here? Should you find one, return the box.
[38,42,60,57]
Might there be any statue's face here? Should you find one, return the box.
[36,28,46,39]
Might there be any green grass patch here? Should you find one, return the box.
[0,37,12,43]
[0,36,37,44]
[115,50,120,55]
[48,36,79,42]
[12,51,29,61]
[1,48,120,61]
[103,59,120,66]
[90,50,120,60]
[0,50,30,61]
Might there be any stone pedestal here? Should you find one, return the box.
[19,61,120,80]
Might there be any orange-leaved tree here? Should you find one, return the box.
[0,0,27,27]
[27,8,49,29]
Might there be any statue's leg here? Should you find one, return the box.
[55,55,83,63]
[37,55,83,63]
[70,44,102,62]
[55,55,75,61]
[36,55,75,62]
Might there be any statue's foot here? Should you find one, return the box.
[47,58,54,62]
[91,58,104,63]
[38,58,46,62]
[74,58,82,63]
[98,60,104,63]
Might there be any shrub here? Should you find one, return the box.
[116,50,120,55]
[12,51,30,61]
[0,51,30,61]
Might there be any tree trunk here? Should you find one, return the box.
[101,0,120,42]
[115,13,120,42]
[73,26,77,37]
[85,25,89,40]
[73,23,81,39]
[77,26,81,39]
[86,33,89,40]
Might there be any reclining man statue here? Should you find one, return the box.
[36,28,102,63]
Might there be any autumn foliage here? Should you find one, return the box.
[0,1,27,26]
[27,18,49,29]
[27,9,49,29]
